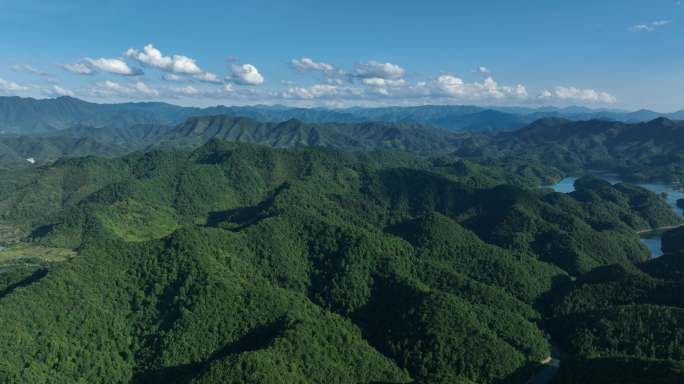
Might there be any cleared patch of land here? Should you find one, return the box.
[0,243,75,266]
[0,223,25,245]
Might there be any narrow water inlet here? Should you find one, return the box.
[547,176,684,258]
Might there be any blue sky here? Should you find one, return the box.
[0,0,682,111]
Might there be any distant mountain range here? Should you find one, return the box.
[2,96,684,134]
[0,115,460,168]
[2,95,684,185]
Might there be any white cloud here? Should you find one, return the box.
[53,86,74,96]
[12,64,48,76]
[355,61,405,79]
[279,73,529,103]
[88,80,159,98]
[435,75,466,96]
[281,84,363,100]
[12,64,60,83]
[230,64,264,85]
[361,78,407,96]
[0,78,29,93]
[162,73,184,82]
[85,57,142,76]
[167,85,200,96]
[630,20,672,32]
[194,72,221,83]
[539,86,616,104]
[126,44,202,75]
[291,58,336,73]
[62,62,94,75]
[430,74,527,100]
[41,85,75,97]
[478,66,491,77]
[134,81,159,96]
[475,77,528,99]
[362,78,406,87]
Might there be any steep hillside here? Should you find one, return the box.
[457,117,684,184]
[0,141,678,383]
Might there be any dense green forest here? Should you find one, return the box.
[1,99,684,383]
[0,135,682,383]
[455,117,684,184]
[3,98,684,187]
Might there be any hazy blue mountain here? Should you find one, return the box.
[157,115,460,152]
[2,96,682,135]
[0,115,461,168]
[0,96,190,133]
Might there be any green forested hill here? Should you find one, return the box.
[160,115,459,152]
[0,140,680,383]
[0,115,462,169]
[457,117,684,184]
[546,249,684,374]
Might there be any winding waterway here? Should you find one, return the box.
[548,176,684,258]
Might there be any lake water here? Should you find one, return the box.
[547,176,684,258]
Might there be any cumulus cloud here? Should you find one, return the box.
[193,72,221,84]
[62,62,95,75]
[0,78,29,93]
[230,64,264,85]
[126,44,202,75]
[425,74,528,100]
[362,78,406,87]
[361,78,407,96]
[85,57,142,76]
[475,77,528,99]
[291,58,336,74]
[354,61,405,79]
[88,80,159,98]
[42,85,74,97]
[167,85,200,96]
[126,45,220,83]
[630,20,672,32]
[279,72,530,103]
[281,84,363,100]
[538,86,616,104]
[435,75,466,96]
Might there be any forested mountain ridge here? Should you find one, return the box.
[3,95,684,135]
[0,140,681,383]
[0,96,188,133]
[2,97,684,383]
[159,115,458,152]
[0,115,461,169]
[456,117,684,184]
[6,112,684,185]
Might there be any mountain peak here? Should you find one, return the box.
[648,116,674,125]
